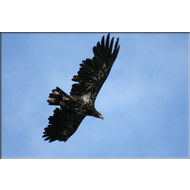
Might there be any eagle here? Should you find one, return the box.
[42,33,120,142]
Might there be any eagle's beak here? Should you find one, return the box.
[99,115,104,120]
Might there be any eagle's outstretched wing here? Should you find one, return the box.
[70,33,120,102]
[43,107,85,142]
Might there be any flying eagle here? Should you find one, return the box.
[42,34,120,142]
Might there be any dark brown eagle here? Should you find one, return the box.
[42,34,120,142]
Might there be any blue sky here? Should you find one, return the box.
[1,33,188,158]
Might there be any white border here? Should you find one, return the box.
[0,159,190,189]
[0,0,190,32]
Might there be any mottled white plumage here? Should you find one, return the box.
[82,92,91,103]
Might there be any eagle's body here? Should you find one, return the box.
[43,34,120,142]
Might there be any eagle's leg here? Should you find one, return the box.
[48,87,70,106]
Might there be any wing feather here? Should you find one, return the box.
[106,33,110,48]
[43,107,85,142]
[70,34,120,102]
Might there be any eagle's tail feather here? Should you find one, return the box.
[47,87,70,106]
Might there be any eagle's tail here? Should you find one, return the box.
[47,87,70,106]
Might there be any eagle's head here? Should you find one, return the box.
[91,109,104,119]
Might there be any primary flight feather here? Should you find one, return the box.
[43,34,120,142]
